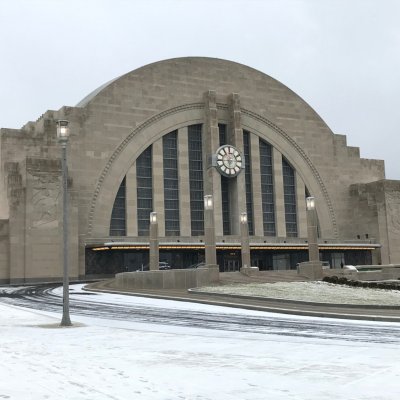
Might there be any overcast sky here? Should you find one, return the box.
[1,0,399,179]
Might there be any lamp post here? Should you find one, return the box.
[204,195,216,266]
[306,196,319,263]
[57,120,72,327]
[149,212,159,271]
[240,212,251,270]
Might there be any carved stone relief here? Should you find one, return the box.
[386,191,400,235]
[30,173,60,229]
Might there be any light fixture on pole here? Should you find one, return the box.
[150,211,158,224]
[204,195,213,211]
[306,196,315,211]
[57,120,72,327]
[240,212,251,270]
[149,211,159,271]
[204,194,217,268]
[306,196,319,263]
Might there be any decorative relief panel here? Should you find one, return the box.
[30,172,60,229]
[386,191,400,235]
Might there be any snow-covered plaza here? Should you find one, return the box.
[1,284,400,399]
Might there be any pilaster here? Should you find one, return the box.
[203,90,223,236]
[273,148,286,237]
[178,127,191,236]
[296,175,307,238]
[229,93,246,235]
[250,133,263,237]
[126,163,138,236]
[152,139,165,237]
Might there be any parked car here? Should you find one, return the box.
[158,262,171,270]
[186,262,206,269]
[136,262,171,271]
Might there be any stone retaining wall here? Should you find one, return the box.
[114,267,217,290]
[323,265,400,281]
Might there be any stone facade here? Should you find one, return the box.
[0,57,398,283]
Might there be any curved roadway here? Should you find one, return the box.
[1,283,400,345]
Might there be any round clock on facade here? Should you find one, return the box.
[214,145,244,177]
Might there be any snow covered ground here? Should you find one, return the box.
[197,281,400,305]
[1,285,400,399]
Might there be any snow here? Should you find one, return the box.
[1,286,400,399]
[196,281,400,305]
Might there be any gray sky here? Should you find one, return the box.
[1,0,399,179]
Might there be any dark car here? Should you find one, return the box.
[158,262,171,270]
[186,262,206,269]
[136,262,171,271]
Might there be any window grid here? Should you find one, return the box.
[136,146,153,236]
[163,131,180,236]
[221,176,231,235]
[218,123,227,146]
[219,124,231,235]
[110,177,126,236]
[188,124,204,236]
[259,139,276,236]
[243,131,254,235]
[282,158,298,237]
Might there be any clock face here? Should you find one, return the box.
[215,145,243,177]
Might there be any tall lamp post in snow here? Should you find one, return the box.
[57,120,72,327]
[240,212,251,271]
[306,196,319,263]
[204,195,216,267]
[149,212,159,271]
[203,194,219,282]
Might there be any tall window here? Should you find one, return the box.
[221,177,230,235]
[259,139,275,236]
[243,131,254,235]
[136,146,152,236]
[282,158,298,237]
[163,131,180,236]
[219,124,230,235]
[110,177,126,236]
[218,123,227,146]
[188,124,204,236]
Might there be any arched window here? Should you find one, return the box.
[282,158,297,237]
[109,177,126,236]
[259,139,276,236]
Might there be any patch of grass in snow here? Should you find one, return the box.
[197,281,400,305]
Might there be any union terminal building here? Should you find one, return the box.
[1,57,400,283]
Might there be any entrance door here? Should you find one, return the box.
[223,259,240,272]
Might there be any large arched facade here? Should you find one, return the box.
[1,57,398,283]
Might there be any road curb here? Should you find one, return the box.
[84,283,400,323]
[188,289,400,310]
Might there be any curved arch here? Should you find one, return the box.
[87,104,204,236]
[87,104,338,239]
[240,109,338,238]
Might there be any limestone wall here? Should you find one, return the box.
[0,57,397,281]
[0,220,9,283]
[350,180,400,264]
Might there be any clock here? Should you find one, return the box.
[214,145,244,177]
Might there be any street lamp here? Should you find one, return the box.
[204,195,213,211]
[149,212,159,271]
[204,194,217,267]
[306,196,319,263]
[240,212,251,270]
[57,120,72,327]
[306,196,315,211]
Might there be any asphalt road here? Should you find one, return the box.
[1,283,400,345]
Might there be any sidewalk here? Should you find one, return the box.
[86,271,400,323]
